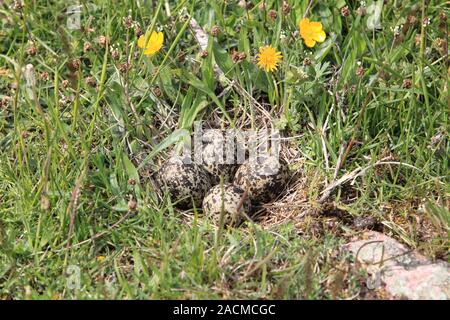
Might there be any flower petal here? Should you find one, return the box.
[309,21,324,32]
[304,38,316,48]
[299,18,310,30]
[139,31,164,56]
[156,32,164,46]
[144,49,155,56]
[137,35,146,49]
[138,31,154,48]
[149,31,158,44]
[313,30,326,43]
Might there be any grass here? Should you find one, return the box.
[0,0,448,299]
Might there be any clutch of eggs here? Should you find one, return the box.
[156,130,237,209]
[233,155,288,204]
[156,130,289,224]
[200,130,238,184]
[156,155,212,209]
[202,183,251,226]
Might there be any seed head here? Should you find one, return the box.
[211,25,221,37]
[12,0,23,11]
[62,79,70,89]
[414,34,422,46]
[355,66,364,78]
[26,44,37,56]
[341,6,350,17]
[122,15,133,29]
[128,199,137,211]
[402,79,412,89]
[99,36,108,48]
[68,58,81,72]
[85,76,97,88]
[200,50,209,58]
[407,15,417,25]
[40,72,49,81]
[111,48,120,60]
[0,96,11,109]
[282,1,291,15]
[135,25,144,37]
[231,50,247,63]
[268,10,278,20]
[153,86,162,97]
[83,41,92,52]
[118,62,130,73]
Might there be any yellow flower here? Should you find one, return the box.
[298,18,326,48]
[96,255,106,263]
[137,31,164,56]
[256,45,282,72]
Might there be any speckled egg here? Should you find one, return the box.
[202,184,251,226]
[233,155,288,204]
[200,130,238,184]
[156,155,212,208]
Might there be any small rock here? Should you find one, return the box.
[344,231,450,300]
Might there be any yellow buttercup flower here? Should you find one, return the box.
[256,45,282,72]
[298,18,326,48]
[137,31,164,56]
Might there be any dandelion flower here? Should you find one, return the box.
[298,18,326,48]
[137,31,164,56]
[257,45,282,72]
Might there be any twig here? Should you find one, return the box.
[303,0,314,18]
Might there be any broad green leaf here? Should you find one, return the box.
[182,73,233,124]
[181,94,208,129]
[201,36,215,91]
[137,129,190,170]
[212,41,234,75]
[123,154,141,194]
[314,34,335,62]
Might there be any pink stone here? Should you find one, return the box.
[344,231,450,300]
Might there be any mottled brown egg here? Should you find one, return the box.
[202,184,251,226]
[200,130,238,184]
[156,156,212,208]
[233,155,288,204]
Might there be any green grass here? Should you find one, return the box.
[0,0,448,299]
